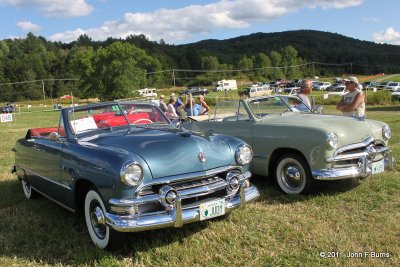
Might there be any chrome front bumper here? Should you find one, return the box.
[105,185,259,232]
[312,150,395,180]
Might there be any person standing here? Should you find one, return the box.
[297,79,313,109]
[170,93,184,118]
[197,95,210,115]
[167,98,179,119]
[336,76,365,118]
[159,95,167,114]
[184,98,200,117]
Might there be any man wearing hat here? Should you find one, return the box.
[336,76,365,118]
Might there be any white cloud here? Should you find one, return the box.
[0,0,93,17]
[16,20,41,32]
[48,0,364,43]
[372,27,400,45]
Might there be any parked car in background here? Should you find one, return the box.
[391,91,400,99]
[283,87,301,95]
[384,82,400,92]
[239,86,273,98]
[328,85,347,96]
[213,80,237,91]
[377,81,390,90]
[326,82,344,91]
[138,88,157,97]
[53,103,62,110]
[181,87,209,96]
[183,95,394,195]
[1,102,15,113]
[314,82,331,91]
[12,101,259,249]
[362,81,378,90]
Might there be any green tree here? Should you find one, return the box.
[201,56,219,70]
[254,53,271,79]
[269,50,284,79]
[70,42,161,100]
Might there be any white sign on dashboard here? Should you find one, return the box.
[0,113,13,123]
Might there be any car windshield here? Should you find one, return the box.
[248,96,312,117]
[387,83,397,86]
[68,102,170,136]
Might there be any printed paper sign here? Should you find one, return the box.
[70,116,97,133]
[323,94,329,99]
[0,113,13,123]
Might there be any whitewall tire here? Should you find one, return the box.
[21,180,39,199]
[84,187,122,249]
[275,153,314,195]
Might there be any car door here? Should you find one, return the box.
[31,135,64,201]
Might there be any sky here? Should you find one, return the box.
[0,0,399,45]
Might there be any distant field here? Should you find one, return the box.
[0,107,399,266]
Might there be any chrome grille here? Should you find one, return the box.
[329,137,389,167]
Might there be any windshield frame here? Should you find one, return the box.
[67,101,171,139]
[246,95,313,118]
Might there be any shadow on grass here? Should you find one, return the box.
[0,179,217,264]
[250,174,361,204]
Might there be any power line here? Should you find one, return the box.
[0,78,79,86]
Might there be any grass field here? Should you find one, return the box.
[0,106,399,266]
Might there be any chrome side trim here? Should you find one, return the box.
[105,185,259,232]
[28,185,76,213]
[17,165,72,190]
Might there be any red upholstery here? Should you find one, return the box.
[29,127,64,138]
[99,113,151,127]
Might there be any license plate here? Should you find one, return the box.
[372,159,385,174]
[199,199,225,221]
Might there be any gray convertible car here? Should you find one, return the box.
[183,95,395,194]
[12,101,259,249]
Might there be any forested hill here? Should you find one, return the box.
[1,30,400,101]
[186,30,400,72]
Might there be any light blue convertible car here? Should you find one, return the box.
[12,101,259,249]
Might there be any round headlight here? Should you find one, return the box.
[327,132,338,149]
[235,144,253,165]
[120,163,143,186]
[382,125,391,141]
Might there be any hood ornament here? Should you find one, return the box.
[198,152,206,162]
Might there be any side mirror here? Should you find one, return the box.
[49,132,62,142]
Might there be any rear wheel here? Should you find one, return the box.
[84,186,124,250]
[21,180,39,199]
[274,153,314,195]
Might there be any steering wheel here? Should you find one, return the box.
[132,118,153,124]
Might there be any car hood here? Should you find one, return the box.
[262,113,385,144]
[83,127,233,179]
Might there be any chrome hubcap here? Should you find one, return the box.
[283,165,303,187]
[90,203,106,239]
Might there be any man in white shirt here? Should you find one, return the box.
[297,79,313,109]
[336,76,365,118]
